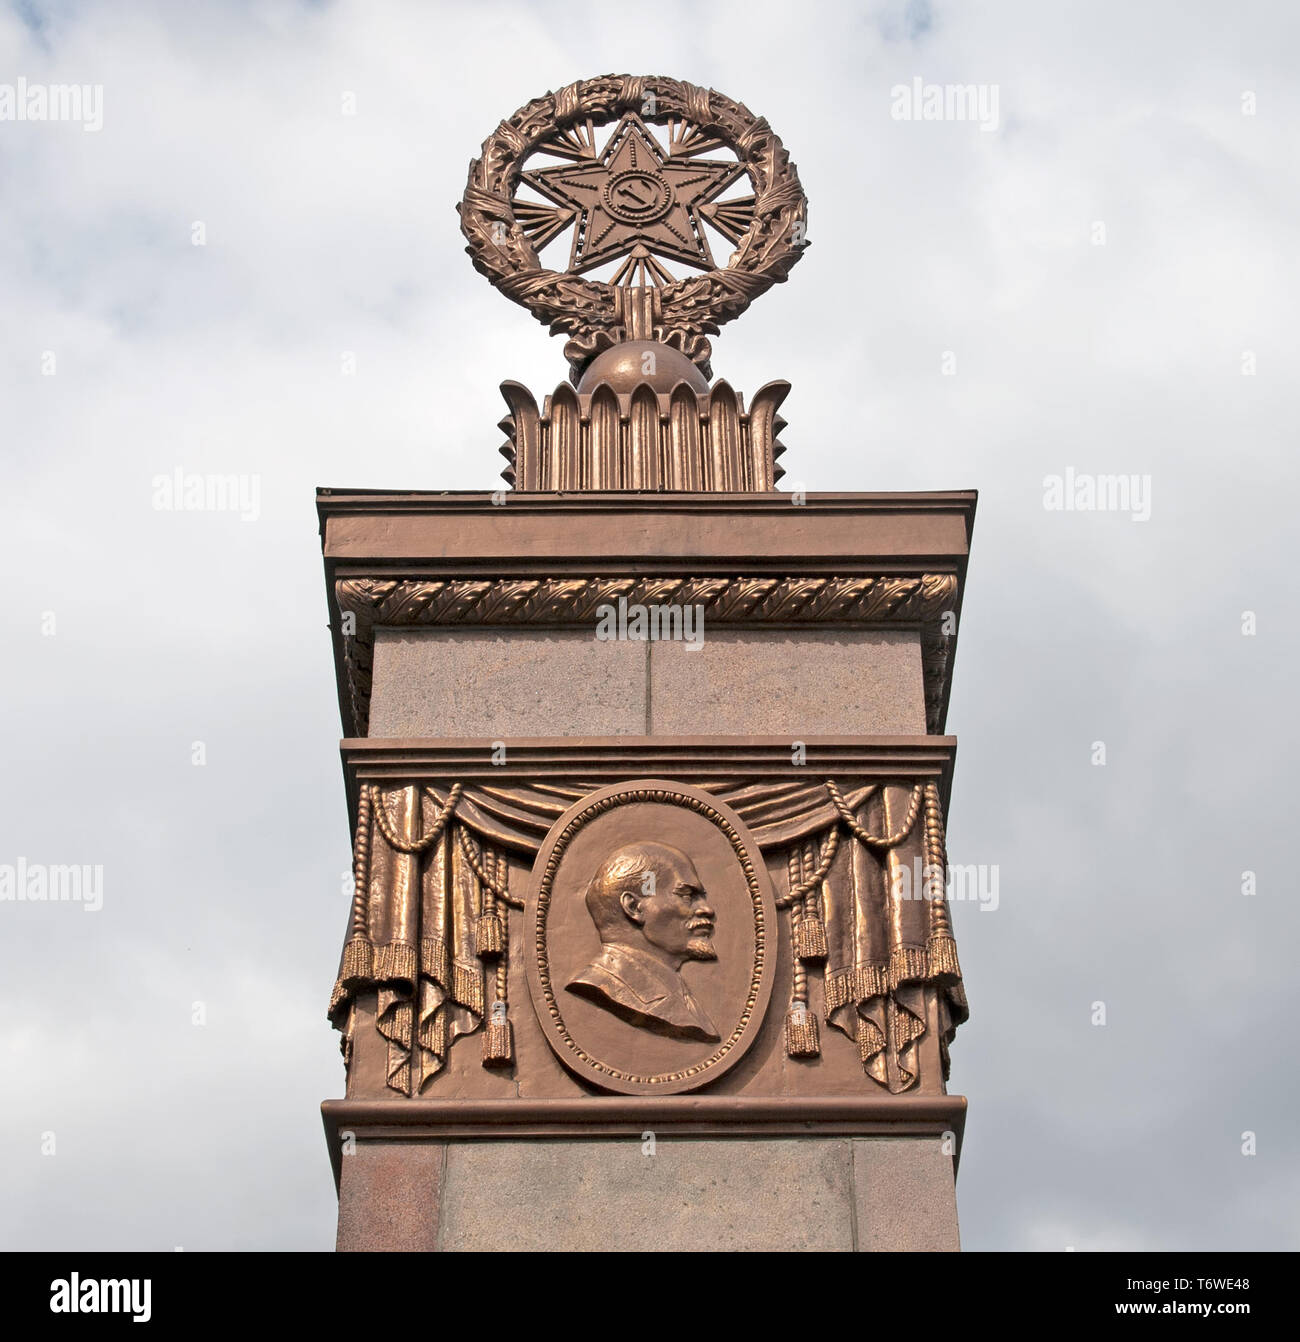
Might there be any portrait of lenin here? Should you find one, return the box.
[565,841,720,1042]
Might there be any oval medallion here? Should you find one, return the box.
[525,780,776,1095]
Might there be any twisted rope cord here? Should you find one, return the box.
[457,825,524,909]
[481,844,497,926]
[490,849,510,1006]
[923,782,954,936]
[803,834,825,928]
[776,825,838,909]
[789,848,809,1004]
[826,779,922,848]
[369,783,462,854]
[348,784,373,937]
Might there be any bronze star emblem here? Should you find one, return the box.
[513,113,755,285]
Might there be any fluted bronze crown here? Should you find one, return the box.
[498,371,789,492]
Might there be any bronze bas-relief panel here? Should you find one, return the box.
[328,741,967,1106]
[526,782,776,1095]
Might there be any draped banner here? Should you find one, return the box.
[329,777,967,1095]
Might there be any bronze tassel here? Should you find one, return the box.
[475,912,505,957]
[482,851,513,1068]
[784,1002,820,1058]
[796,835,828,960]
[785,880,821,1058]
[473,834,506,956]
[795,907,828,962]
[339,934,373,983]
[482,1003,514,1067]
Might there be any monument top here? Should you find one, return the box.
[458,74,809,386]
[325,72,970,1254]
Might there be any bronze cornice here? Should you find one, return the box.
[316,490,976,739]
[329,573,962,738]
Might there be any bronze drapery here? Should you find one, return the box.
[329,778,967,1095]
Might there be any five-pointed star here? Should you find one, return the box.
[516,113,750,279]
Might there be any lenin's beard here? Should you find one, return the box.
[686,928,717,961]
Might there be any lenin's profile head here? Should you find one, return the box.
[586,842,717,962]
[566,841,720,1041]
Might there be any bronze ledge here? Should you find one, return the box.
[315,491,976,571]
[338,735,957,833]
[321,1094,968,1190]
[317,488,979,519]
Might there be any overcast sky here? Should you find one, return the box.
[1,0,1295,1251]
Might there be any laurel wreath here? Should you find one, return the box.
[457,74,809,373]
